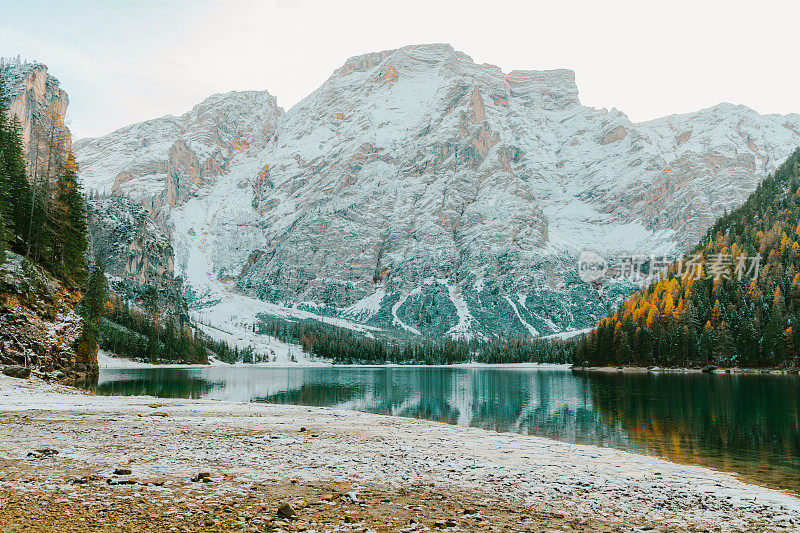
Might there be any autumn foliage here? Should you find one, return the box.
[576,148,800,368]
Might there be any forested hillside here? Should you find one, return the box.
[576,149,800,368]
[257,315,573,364]
[0,70,100,381]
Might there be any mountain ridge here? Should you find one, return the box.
[72,43,800,344]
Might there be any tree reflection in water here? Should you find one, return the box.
[95,368,218,398]
[586,371,800,494]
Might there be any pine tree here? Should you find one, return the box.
[52,151,88,283]
[0,119,10,262]
[83,262,108,325]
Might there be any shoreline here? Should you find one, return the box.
[572,365,800,375]
[97,351,572,370]
[98,350,799,374]
[1,375,799,531]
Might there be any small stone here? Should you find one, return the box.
[114,468,132,476]
[192,472,212,482]
[27,448,58,459]
[277,503,297,519]
[320,493,335,501]
[299,427,307,432]
[462,508,477,515]
[293,499,308,510]
[434,520,447,529]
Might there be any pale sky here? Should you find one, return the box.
[2,0,798,140]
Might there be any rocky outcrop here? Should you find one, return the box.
[0,253,98,384]
[74,44,800,339]
[73,90,281,215]
[0,59,70,176]
[86,196,187,318]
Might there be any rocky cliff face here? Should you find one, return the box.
[74,44,800,340]
[86,196,187,317]
[0,59,70,176]
[73,91,281,317]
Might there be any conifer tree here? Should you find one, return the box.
[0,77,13,260]
[52,151,88,283]
[1,116,31,247]
[83,262,108,325]
[0,100,10,261]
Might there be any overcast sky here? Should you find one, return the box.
[2,0,798,140]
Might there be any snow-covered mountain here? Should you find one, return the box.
[74,44,800,341]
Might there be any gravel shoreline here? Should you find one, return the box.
[1,375,798,532]
[572,365,800,375]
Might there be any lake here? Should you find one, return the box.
[91,365,800,495]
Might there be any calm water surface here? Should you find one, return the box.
[92,366,800,495]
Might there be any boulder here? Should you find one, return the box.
[2,365,30,379]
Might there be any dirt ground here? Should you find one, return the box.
[0,466,616,532]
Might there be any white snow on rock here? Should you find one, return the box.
[73,44,800,340]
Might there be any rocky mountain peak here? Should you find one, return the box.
[1,58,71,174]
[74,44,800,340]
[506,69,580,110]
[334,43,459,76]
[328,44,580,114]
[74,88,281,203]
